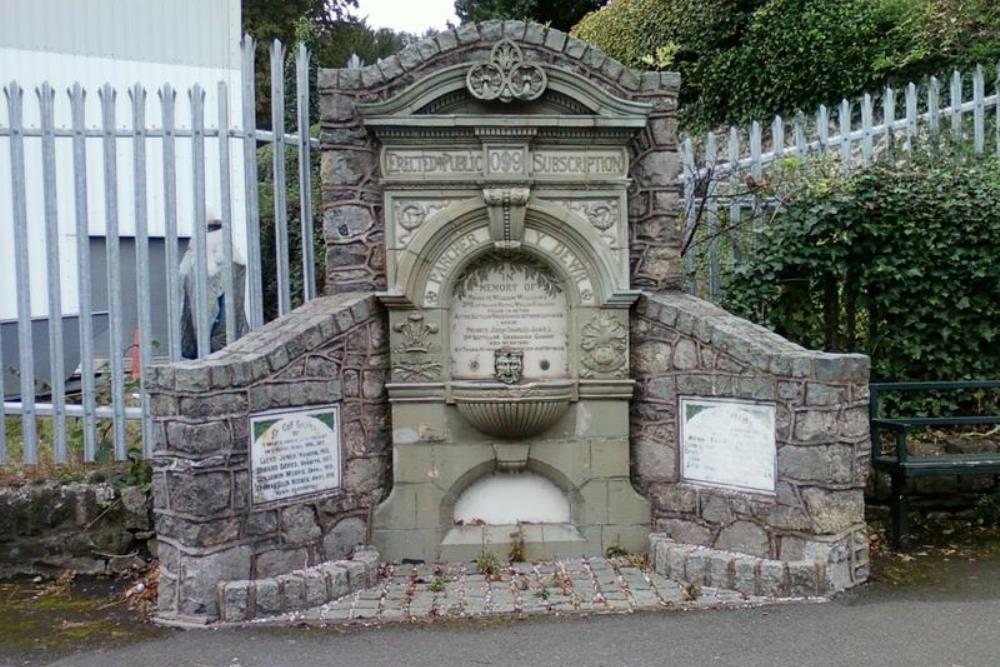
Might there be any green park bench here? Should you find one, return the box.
[869,380,1000,548]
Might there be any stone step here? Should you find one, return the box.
[216,546,380,622]
[241,554,783,627]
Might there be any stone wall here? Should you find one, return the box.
[147,293,389,622]
[630,293,871,590]
[319,20,683,295]
[0,482,152,578]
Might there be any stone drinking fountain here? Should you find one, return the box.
[368,39,653,561]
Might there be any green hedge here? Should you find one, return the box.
[723,150,1000,400]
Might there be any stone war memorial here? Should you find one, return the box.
[147,22,871,625]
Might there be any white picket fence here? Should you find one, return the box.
[681,62,1000,301]
[0,37,329,466]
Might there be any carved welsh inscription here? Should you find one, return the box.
[450,252,568,381]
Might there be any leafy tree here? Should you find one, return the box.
[571,0,999,131]
[456,0,604,32]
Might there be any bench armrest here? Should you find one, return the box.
[870,418,911,462]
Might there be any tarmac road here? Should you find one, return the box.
[42,554,1000,667]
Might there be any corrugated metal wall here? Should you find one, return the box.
[1,0,240,69]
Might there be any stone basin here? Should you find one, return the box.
[450,380,575,438]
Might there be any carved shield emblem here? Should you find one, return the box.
[494,348,524,385]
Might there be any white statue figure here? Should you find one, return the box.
[179,214,249,359]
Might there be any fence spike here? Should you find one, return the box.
[5,81,38,464]
[37,82,68,463]
[296,42,316,303]
[241,33,264,330]
[68,81,98,461]
[188,84,211,359]
[98,82,128,459]
[270,39,292,316]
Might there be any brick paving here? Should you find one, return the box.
[256,557,779,627]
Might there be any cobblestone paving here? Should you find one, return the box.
[259,557,780,627]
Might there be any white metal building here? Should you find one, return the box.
[0,0,247,393]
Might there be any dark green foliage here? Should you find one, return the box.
[571,0,1000,131]
[456,0,604,32]
[243,0,357,45]
[884,0,1000,82]
[244,5,410,125]
[723,151,1000,406]
[256,130,325,322]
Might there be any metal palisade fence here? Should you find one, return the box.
[0,37,331,466]
[681,62,1000,302]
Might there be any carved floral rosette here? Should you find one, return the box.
[466,39,547,103]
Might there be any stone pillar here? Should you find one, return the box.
[318,76,385,295]
[628,73,684,293]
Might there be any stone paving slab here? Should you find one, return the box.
[249,556,799,628]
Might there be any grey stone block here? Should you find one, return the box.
[377,55,403,80]
[278,574,305,611]
[501,20,526,40]
[177,546,252,618]
[757,560,787,597]
[805,382,846,406]
[479,19,502,41]
[659,518,712,546]
[666,545,691,583]
[732,557,758,596]
[255,579,280,615]
[168,472,230,515]
[280,505,322,544]
[544,29,567,52]
[684,549,707,585]
[435,29,459,51]
[456,23,480,44]
[779,444,854,484]
[256,548,309,578]
[324,516,367,560]
[523,22,545,45]
[301,569,328,607]
[715,521,770,559]
[788,561,820,597]
[705,552,733,589]
[801,489,865,534]
[320,562,351,599]
[219,580,250,622]
[338,559,368,591]
[360,65,383,88]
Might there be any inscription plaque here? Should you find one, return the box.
[451,252,568,380]
[679,397,776,493]
[250,405,341,504]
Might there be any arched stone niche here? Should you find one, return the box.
[365,36,653,562]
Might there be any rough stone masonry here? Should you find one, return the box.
[147,21,870,624]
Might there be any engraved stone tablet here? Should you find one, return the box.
[451,252,568,380]
[680,398,776,493]
[250,405,341,504]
